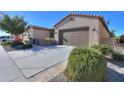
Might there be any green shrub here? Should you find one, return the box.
[65,47,107,82]
[22,43,32,49]
[1,41,13,46]
[41,38,57,46]
[11,41,23,47]
[1,41,23,47]
[92,44,113,56]
[112,52,124,61]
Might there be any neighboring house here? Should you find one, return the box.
[54,14,112,47]
[25,13,113,47]
[24,25,53,45]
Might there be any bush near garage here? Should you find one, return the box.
[91,44,113,56]
[22,43,32,49]
[64,47,107,82]
[112,51,124,61]
[22,41,32,49]
[41,38,57,46]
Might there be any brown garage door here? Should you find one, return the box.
[59,27,89,46]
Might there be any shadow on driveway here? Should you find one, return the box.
[107,58,124,68]
[107,58,124,82]
[107,68,124,82]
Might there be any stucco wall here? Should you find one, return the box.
[98,20,111,45]
[22,28,33,41]
[54,16,99,47]
[31,28,50,40]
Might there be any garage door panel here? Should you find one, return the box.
[63,30,89,46]
[59,27,89,46]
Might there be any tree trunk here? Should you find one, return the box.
[14,34,22,42]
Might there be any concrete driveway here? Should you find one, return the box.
[0,46,26,82]
[0,45,73,82]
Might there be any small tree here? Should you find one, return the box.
[0,13,27,41]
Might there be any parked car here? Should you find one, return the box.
[0,36,15,42]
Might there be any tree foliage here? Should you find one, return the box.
[0,13,27,35]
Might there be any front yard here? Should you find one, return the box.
[0,41,32,52]
[51,46,124,82]
[50,57,124,82]
[0,45,73,81]
[0,43,124,82]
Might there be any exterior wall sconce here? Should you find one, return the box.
[93,28,96,31]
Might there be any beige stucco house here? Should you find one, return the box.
[54,14,112,47]
[25,13,112,47]
[24,25,52,45]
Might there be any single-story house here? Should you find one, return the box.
[25,13,113,47]
[54,14,112,47]
[24,25,53,45]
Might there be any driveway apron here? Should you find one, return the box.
[7,45,74,78]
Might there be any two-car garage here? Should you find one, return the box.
[53,14,99,47]
[54,14,111,47]
[59,27,89,47]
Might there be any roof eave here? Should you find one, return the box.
[53,13,111,36]
[27,25,51,31]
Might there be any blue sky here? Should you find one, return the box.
[0,11,124,36]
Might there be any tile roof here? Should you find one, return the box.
[27,25,51,31]
[53,13,110,34]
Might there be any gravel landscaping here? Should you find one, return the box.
[2,45,22,52]
[107,58,124,82]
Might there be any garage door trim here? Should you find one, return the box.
[59,26,89,45]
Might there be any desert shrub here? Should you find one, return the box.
[112,52,124,61]
[65,47,107,82]
[11,41,23,47]
[1,41,13,46]
[41,38,57,46]
[91,44,113,56]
